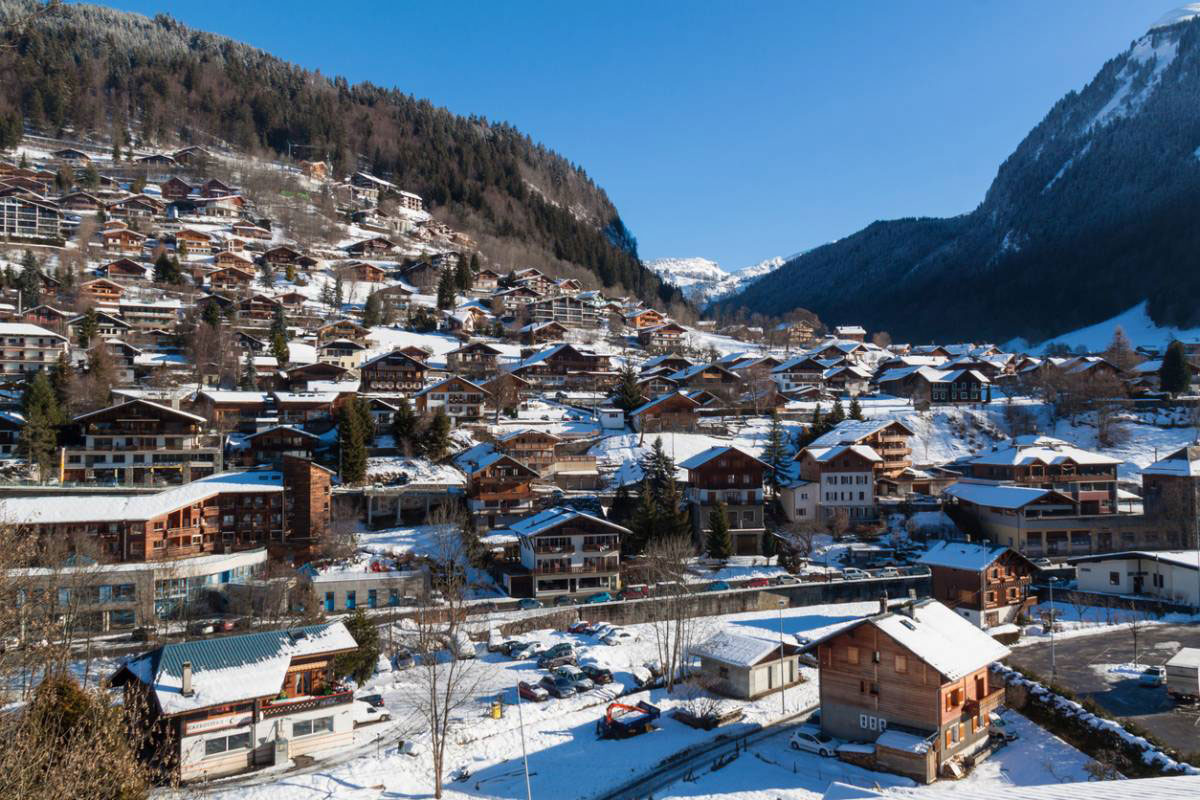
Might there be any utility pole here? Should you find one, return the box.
[515,683,533,800]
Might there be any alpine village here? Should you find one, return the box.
[0,3,1199,800]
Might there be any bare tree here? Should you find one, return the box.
[1125,608,1148,667]
[643,534,706,693]
[404,517,483,798]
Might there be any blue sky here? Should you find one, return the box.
[99,1,1159,269]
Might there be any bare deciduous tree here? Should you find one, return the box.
[643,534,708,693]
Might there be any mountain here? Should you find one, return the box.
[645,255,786,306]
[717,8,1200,345]
[0,0,678,305]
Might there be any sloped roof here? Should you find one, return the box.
[873,600,1010,680]
[916,540,1009,572]
[942,481,1056,509]
[501,506,629,540]
[679,445,769,471]
[689,630,789,668]
[968,435,1120,467]
[808,418,913,449]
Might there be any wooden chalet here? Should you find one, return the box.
[100,257,148,280]
[358,349,428,395]
[79,278,126,304]
[414,375,489,421]
[209,265,255,292]
[337,261,386,283]
[101,227,146,256]
[630,390,701,433]
[916,541,1036,632]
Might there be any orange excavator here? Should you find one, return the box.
[596,700,661,739]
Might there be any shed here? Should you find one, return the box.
[689,630,802,700]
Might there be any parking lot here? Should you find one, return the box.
[1009,624,1200,753]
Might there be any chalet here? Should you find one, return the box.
[623,307,666,329]
[195,194,244,219]
[806,599,1010,783]
[79,278,126,304]
[513,267,553,295]
[345,237,397,258]
[480,371,531,413]
[771,356,830,392]
[62,399,222,486]
[201,178,235,197]
[107,194,163,219]
[214,250,255,270]
[109,622,358,782]
[445,341,503,378]
[349,172,394,204]
[400,259,443,290]
[520,320,569,345]
[679,446,769,556]
[263,245,303,267]
[337,261,387,283]
[102,227,146,256]
[834,324,867,342]
[23,304,71,331]
[637,321,687,351]
[801,419,914,479]
[513,343,611,389]
[395,189,423,211]
[414,375,489,421]
[209,266,255,292]
[689,630,803,701]
[636,372,677,399]
[299,160,329,180]
[272,392,338,425]
[317,339,367,372]
[100,257,148,281]
[629,390,701,433]
[823,364,873,396]
[58,191,104,211]
[358,349,428,395]
[965,435,1120,515]
[490,286,542,316]
[68,310,131,341]
[160,177,196,201]
[231,221,271,241]
[284,361,350,389]
[316,319,370,345]
[171,145,210,165]
[796,444,881,524]
[917,541,1036,631]
[195,390,271,432]
[455,446,540,527]
[135,152,176,167]
[667,362,743,396]
[473,269,502,292]
[51,147,91,163]
[773,319,819,348]
[528,294,600,329]
[175,228,215,256]
[495,506,626,600]
[495,430,562,473]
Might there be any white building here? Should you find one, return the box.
[1071,550,1200,607]
[0,322,69,376]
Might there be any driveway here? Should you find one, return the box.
[1009,624,1200,753]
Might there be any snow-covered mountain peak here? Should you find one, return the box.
[1151,4,1200,31]
[645,255,787,306]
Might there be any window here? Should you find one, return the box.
[204,731,251,758]
[345,590,356,610]
[846,646,860,665]
[894,654,907,674]
[718,666,729,679]
[368,589,378,608]
[1153,573,1164,588]
[1109,571,1120,586]
[945,688,963,710]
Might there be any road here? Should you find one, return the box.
[1009,624,1200,753]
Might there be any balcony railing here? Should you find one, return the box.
[260,687,354,719]
[963,687,1005,718]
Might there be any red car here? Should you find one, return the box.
[518,681,549,702]
[567,620,591,634]
[746,577,770,588]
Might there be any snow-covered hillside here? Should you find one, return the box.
[645,255,785,306]
[1013,300,1200,353]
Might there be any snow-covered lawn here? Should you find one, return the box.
[1017,601,1200,644]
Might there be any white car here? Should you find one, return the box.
[602,629,637,646]
[789,725,836,757]
[352,700,392,725]
[841,568,870,581]
[875,567,900,578]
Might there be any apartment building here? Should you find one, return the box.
[679,445,768,556]
[507,506,627,600]
[414,375,489,422]
[965,435,1120,515]
[0,322,69,376]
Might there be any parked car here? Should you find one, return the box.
[538,653,577,670]
[1031,557,1053,568]
[392,648,415,670]
[579,664,614,684]
[352,699,392,724]
[539,674,577,698]
[746,577,770,588]
[584,592,613,604]
[875,567,900,579]
[510,643,538,660]
[1140,665,1167,687]
[498,640,525,656]
[841,568,870,581]
[603,628,637,646]
[706,581,731,592]
[357,693,385,708]
[617,584,649,600]
[543,643,575,658]
[518,598,544,610]
[517,681,549,702]
[554,594,577,607]
[630,665,656,688]
[773,574,799,585]
[552,664,595,692]
[567,620,592,634]
[789,725,836,757]
[988,711,1019,742]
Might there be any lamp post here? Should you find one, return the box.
[1048,577,1058,683]
[777,598,788,715]
[514,683,533,800]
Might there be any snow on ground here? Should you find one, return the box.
[191,601,862,800]
[1016,600,1200,644]
[362,325,463,367]
[1014,299,1200,353]
[1090,662,1148,683]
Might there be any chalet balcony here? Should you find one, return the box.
[260,686,354,719]
[534,561,618,576]
[963,687,1005,719]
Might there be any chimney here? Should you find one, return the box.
[181,661,194,697]
[878,595,888,615]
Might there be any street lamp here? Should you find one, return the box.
[777,598,788,715]
[1047,576,1059,683]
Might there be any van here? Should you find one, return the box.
[841,568,870,581]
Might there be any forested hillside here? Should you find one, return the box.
[0,0,676,303]
[717,13,1200,345]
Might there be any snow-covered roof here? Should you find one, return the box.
[1068,550,1199,571]
[942,481,1054,510]
[968,435,1120,467]
[689,630,786,668]
[807,444,882,464]
[0,470,283,524]
[0,322,66,340]
[113,622,356,716]
[874,729,931,754]
[678,445,769,471]
[73,398,205,425]
[873,600,1010,680]
[1143,446,1200,477]
[502,506,629,540]
[916,540,1009,572]
[198,390,270,404]
[808,418,912,450]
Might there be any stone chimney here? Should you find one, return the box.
[181,661,194,697]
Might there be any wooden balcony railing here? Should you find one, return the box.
[260,687,354,719]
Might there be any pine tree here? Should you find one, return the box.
[333,275,344,311]
[761,529,777,558]
[639,437,675,500]
[362,291,382,328]
[1161,341,1191,396]
[353,396,375,447]
[762,410,789,494]
[849,395,863,420]
[332,608,381,685]
[627,480,658,555]
[613,363,642,413]
[153,251,175,283]
[336,401,368,485]
[20,370,62,482]
[829,398,846,424]
[391,398,420,456]
[77,307,98,346]
[608,483,636,528]
[659,478,692,541]
[49,351,73,414]
[202,300,221,328]
[706,502,732,559]
[271,331,290,368]
[422,409,452,460]
[239,350,258,390]
[436,268,456,310]
[454,258,473,292]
